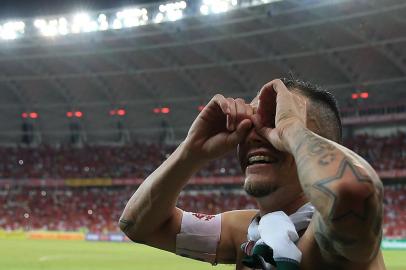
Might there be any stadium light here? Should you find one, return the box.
[161,107,170,114]
[34,17,69,36]
[29,112,39,119]
[200,0,238,15]
[71,12,99,33]
[58,17,69,35]
[360,92,369,99]
[112,19,123,29]
[1,0,285,40]
[352,92,369,100]
[117,109,126,116]
[74,111,83,118]
[115,8,148,28]
[109,109,126,116]
[0,21,25,40]
[155,1,187,23]
[97,14,109,31]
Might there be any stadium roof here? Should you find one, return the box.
[0,0,160,18]
[0,0,405,145]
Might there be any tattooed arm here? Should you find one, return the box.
[288,127,383,262]
[254,79,383,263]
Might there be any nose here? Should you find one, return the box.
[243,127,268,146]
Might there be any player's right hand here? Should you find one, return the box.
[183,94,253,162]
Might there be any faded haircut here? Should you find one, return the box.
[281,77,343,144]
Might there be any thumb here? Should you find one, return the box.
[227,119,252,146]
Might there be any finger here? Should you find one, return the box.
[212,94,230,115]
[269,128,285,151]
[235,98,247,123]
[251,112,263,130]
[226,119,252,146]
[267,79,289,94]
[245,103,254,117]
[227,98,237,131]
[257,84,277,128]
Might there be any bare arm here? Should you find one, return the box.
[286,126,383,262]
[119,95,254,262]
[119,142,199,250]
[254,79,383,263]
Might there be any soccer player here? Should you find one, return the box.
[119,79,386,269]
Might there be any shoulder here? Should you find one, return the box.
[217,209,258,263]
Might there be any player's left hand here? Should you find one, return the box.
[252,79,307,153]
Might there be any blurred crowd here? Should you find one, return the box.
[383,184,406,238]
[0,185,404,238]
[0,143,240,179]
[0,132,405,179]
[345,132,406,171]
[0,132,405,238]
[0,187,256,233]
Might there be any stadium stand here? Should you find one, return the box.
[0,133,405,238]
[0,132,404,179]
[0,0,404,269]
[0,184,404,238]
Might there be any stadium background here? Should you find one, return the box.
[0,0,405,269]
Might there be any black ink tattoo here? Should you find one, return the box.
[119,218,135,233]
[318,153,336,166]
[317,217,357,247]
[315,231,336,254]
[295,130,337,167]
[309,140,335,156]
[313,159,374,222]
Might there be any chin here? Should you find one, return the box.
[243,174,277,198]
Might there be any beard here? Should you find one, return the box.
[243,178,276,198]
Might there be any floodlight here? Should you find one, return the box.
[0,21,25,40]
[112,19,123,29]
[34,19,46,28]
[97,14,109,31]
[115,8,149,28]
[71,12,96,33]
[200,5,210,15]
[154,1,187,23]
[200,0,237,15]
[154,13,164,24]
[58,18,69,35]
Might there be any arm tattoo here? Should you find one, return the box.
[314,214,358,258]
[313,158,374,222]
[295,130,336,167]
[292,129,383,260]
[119,218,135,233]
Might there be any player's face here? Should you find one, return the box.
[237,95,301,198]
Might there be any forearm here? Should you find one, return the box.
[285,124,383,260]
[119,142,204,241]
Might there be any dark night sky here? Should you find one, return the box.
[0,0,161,19]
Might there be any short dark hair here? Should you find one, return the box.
[281,77,343,143]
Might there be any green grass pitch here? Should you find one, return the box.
[0,239,405,270]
